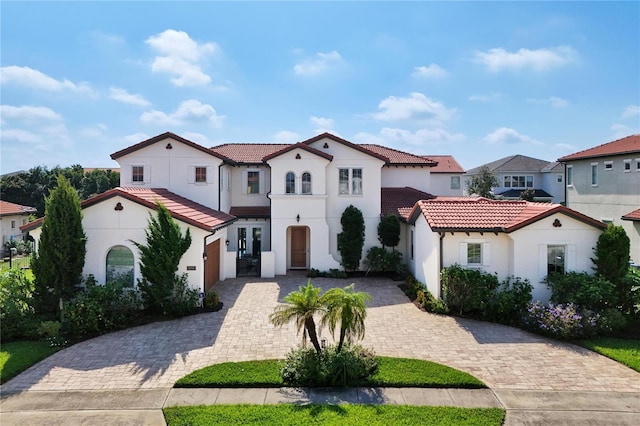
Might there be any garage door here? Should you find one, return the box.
[204,239,220,292]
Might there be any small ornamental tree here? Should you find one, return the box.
[132,203,192,315]
[377,214,400,249]
[338,205,365,271]
[32,175,86,315]
[593,224,630,284]
[519,188,536,201]
[466,166,499,199]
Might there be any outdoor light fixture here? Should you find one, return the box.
[321,338,326,349]
[296,214,300,223]
[225,239,230,246]
[203,252,208,261]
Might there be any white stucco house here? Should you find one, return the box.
[1,200,36,257]
[22,132,605,302]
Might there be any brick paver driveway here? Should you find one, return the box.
[3,275,639,392]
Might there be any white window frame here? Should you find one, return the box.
[301,172,312,195]
[604,161,613,171]
[189,165,213,185]
[451,176,461,190]
[504,175,534,188]
[636,158,640,171]
[556,174,563,183]
[338,167,363,196]
[566,165,573,187]
[591,162,598,186]
[130,165,150,184]
[623,159,631,172]
[242,169,265,195]
[285,171,296,194]
[459,241,490,267]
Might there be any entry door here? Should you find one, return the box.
[204,239,220,291]
[290,227,307,268]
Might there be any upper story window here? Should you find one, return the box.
[11,220,16,229]
[566,166,573,186]
[339,168,363,195]
[302,172,311,194]
[132,165,144,183]
[556,174,563,183]
[636,159,640,171]
[503,175,533,188]
[247,171,260,194]
[451,176,461,190]
[591,163,598,186]
[285,172,295,194]
[624,159,631,172]
[195,167,207,183]
[604,161,613,171]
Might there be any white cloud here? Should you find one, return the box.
[621,104,640,119]
[182,132,211,146]
[0,65,93,94]
[146,29,218,87]
[611,123,636,139]
[526,96,569,108]
[123,132,150,144]
[294,51,344,76]
[273,130,300,143]
[554,143,579,153]
[310,116,335,133]
[90,31,125,45]
[109,87,151,106]
[0,105,62,122]
[474,46,578,72]
[353,127,465,149]
[140,99,224,127]
[77,124,108,139]
[371,92,456,123]
[484,127,542,145]
[0,128,41,143]
[468,93,502,102]
[412,64,447,79]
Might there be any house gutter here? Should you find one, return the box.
[438,232,446,299]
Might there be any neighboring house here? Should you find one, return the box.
[558,134,640,265]
[406,197,605,302]
[22,131,603,302]
[421,155,465,196]
[0,200,36,256]
[465,155,565,203]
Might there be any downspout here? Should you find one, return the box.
[562,161,567,206]
[439,231,445,299]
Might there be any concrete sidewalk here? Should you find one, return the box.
[1,387,639,425]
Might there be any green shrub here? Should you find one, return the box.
[281,344,378,387]
[365,246,405,274]
[522,302,603,339]
[402,275,427,301]
[420,290,449,314]
[338,205,365,271]
[546,271,615,311]
[167,273,199,317]
[441,265,499,317]
[599,308,628,333]
[485,276,533,325]
[617,270,640,316]
[306,268,348,279]
[62,281,140,339]
[0,269,41,342]
[203,290,220,310]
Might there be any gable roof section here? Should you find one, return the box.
[421,155,464,173]
[262,142,334,162]
[22,187,236,233]
[466,155,553,174]
[381,187,435,222]
[541,161,563,173]
[210,143,289,165]
[408,197,604,232]
[302,133,390,163]
[359,144,437,166]
[622,208,640,222]
[111,132,233,163]
[558,134,640,162]
[0,200,37,217]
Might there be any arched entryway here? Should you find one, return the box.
[288,226,309,269]
[105,245,134,287]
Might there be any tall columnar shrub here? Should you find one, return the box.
[32,175,86,315]
[132,203,192,315]
[338,205,365,271]
[593,224,630,285]
[377,214,400,248]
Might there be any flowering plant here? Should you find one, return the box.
[522,301,605,339]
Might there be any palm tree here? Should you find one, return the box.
[322,283,371,353]
[269,280,326,353]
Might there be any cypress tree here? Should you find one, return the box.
[32,175,87,315]
[377,214,400,249]
[338,205,365,271]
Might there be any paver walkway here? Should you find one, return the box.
[2,275,639,393]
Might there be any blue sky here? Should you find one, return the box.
[1,1,639,173]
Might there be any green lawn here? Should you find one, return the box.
[0,340,59,384]
[0,256,31,272]
[164,404,505,425]
[175,356,485,388]
[576,338,640,372]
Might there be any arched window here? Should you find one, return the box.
[302,172,311,194]
[106,245,134,287]
[285,172,296,194]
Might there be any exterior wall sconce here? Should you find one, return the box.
[114,202,124,211]
[166,143,173,150]
[202,252,208,261]
[225,239,230,247]
[553,219,562,228]
[321,338,327,349]
[296,214,300,223]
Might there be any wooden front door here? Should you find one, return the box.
[204,239,220,291]
[290,227,307,269]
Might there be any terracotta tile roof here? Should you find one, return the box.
[262,143,334,162]
[302,133,390,163]
[381,187,435,221]
[0,200,37,217]
[409,197,604,232]
[558,134,640,161]
[22,188,237,233]
[467,155,553,174]
[229,206,271,218]
[111,132,232,163]
[360,144,437,166]
[421,155,464,173]
[210,143,289,164]
[622,208,640,221]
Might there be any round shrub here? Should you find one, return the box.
[203,290,220,310]
[521,301,602,340]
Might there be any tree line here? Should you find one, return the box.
[0,165,120,217]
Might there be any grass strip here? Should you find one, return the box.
[164,404,505,425]
[175,356,485,388]
[576,337,640,372]
[0,340,59,384]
